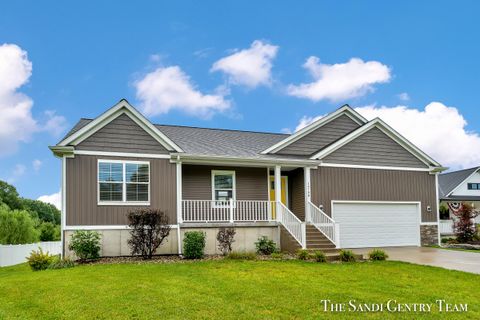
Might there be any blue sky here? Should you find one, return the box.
[1,1,479,206]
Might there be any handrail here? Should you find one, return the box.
[277,202,306,248]
[308,201,337,245]
[182,200,274,223]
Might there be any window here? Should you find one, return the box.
[98,160,150,204]
[468,183,480,190]
[212,170,235,202]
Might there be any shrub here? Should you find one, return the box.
[0,204,39,244]
[217,227,236,256]
[226,251,256,260]
[453,203,478,243]
[296,249,310,260]
[39,222,60,241]
[27,248,55,271]
[255,236,277,255]
[183,231,206,259]
[368,249,388,261]
[68,230,101,261]
[270,252,284,260]
[313,250,327,263]
[48,256,75,269]
[127,209,171,259]
[339,250,356,262]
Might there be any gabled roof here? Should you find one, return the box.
[310,117,442,168]
[439,166,480,198]
[57,99,183,152]
[261,105,367,154]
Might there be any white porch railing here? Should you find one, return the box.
[277,202,306,248]
[308,201,338,246]
[182,200,274,223]
[439,219,454,235]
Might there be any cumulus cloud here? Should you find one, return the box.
[211,40,279,88]
[38,190,61,210]
[397,92,410,101]
[294,114,324,132]
[42,110,68,137]
[7,164,26,183]
[33,159,42,172]
[134,65,230,118]
[355,102,480,170]
[287,57,391,102]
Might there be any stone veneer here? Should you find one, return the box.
[420,225,439,246]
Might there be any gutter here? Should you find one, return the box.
[49,146,74,158]
[170,153,321,167]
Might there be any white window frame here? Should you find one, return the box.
[211,170,236,205]
[98,159,150,206]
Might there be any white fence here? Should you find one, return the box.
[439,220,454,235]
[0,241,61,267]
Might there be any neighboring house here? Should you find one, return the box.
[438,166,480,235]
[50,99,444,257]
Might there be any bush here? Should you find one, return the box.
[226,251,256,260]
[296,249,310,260]
[48,257,75,269]
[313,250,327,263]
[39,222,60,241]
[183,231,206,259]
[127,209,171,259]
[27,248,55,271]
[255,236,277,255]
[0,204,39,244]
[453,203,478,243]
[68,231,101,261]
[339,250,356,262]
[368,249,388,261]
[217,227,236,256]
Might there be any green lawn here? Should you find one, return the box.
[0,260,478,319]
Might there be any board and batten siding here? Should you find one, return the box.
[76,113,169,154]
[310,167,438,222]
[66,155,177,225]
[322,127,428,168]
[276,114,360,156]
[182,165,268,200]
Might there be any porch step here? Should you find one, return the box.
[305,224,336,250]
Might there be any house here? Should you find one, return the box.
[438,166,480,235]
[50,99,444,257]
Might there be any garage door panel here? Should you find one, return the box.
[333,202,420,248]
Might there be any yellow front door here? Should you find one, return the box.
[270,176,288,218]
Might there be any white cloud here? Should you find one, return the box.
[32,159,42,172]
[211,40,279,88]
[134,65,230,118]
[7,164,26,183]
[42,110,68,137]
[38,190,61,210]
[397,92,410,101]
[287,57,391,102]
[355,102,480,170]
[294,114,324,132]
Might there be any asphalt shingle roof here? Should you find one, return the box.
[439,166,480,198]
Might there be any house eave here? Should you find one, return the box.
[170,153,320,167]
[49,146,74,158]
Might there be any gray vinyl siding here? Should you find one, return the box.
[310,167,438,222]
[182,165,268,200]
[288,168,305,220]
[276,114,360,156]
[66,155,177,225]
[76,113,169,154]
[323,127,428,168]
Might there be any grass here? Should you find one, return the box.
[431,245,480,253]
[0,260,478,319]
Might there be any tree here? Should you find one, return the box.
[0,204,39,244]
[216,227,236,255]
[453,203,478,243]
[39,222,60,241]
[0,180,23,210]
[22,198,61,225]
[127,209,171,259]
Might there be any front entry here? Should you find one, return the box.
[269,176,288,219]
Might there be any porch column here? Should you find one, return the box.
[274,165,282,220]
[304,167,311,222]
[176,161,183,255]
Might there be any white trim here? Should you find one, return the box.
[61,156,66,258]
[435,172,441,245]
[319,162,433,172]
[172,153,320,167]
[304,167,311,222]
[58,99,183,152]
[446,167,480,197]
[64,225,179,230]
[176,161,183,224]
[274,166,282,217]
[310,118,441,168]
[262,105,367,154]
[331,200,422,247]
[211,170,236,202]
[420,222,438,226]
[74,150,171,159]
[97,159,151,205]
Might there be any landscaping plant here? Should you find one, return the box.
[216,227,236,256]
[254,236,277,255]
[296,249,310,260]
[26,248,55,271]
[226,251,256,260]
[313,250,327,263]
[48,257,75,269]
[127,209,171,259]
[68,230,101,261]
[368,249,388,261]
[453,203,478,243]
[183,231,206,259]
[339,249,356,262]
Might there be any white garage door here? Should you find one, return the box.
[332,202,420,248]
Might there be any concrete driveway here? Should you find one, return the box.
[351,247,480,274]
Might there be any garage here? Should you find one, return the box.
[332,202,421,248]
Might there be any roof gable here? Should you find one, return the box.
[440,167,480,198]
[261,105,367,154]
